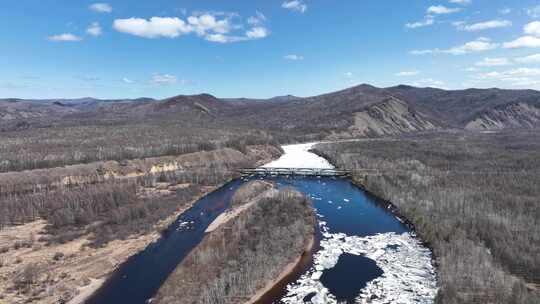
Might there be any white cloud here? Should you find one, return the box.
[412,78,446,88]
[475,57,511,66]
[344,72,353,78]
[410,49,436,55]
[246,27,269,39]
[113,17,191,39]
[527,5,540,18]
[284,54,304,60]
[406,17,434,29]
[427,5,461,15]
[122,77,134,84]
[455,20,512,32]
[412,38,498,55]
[515,53,540,63]
[151,74,177,85]
[89,3,112,13]
[449,0,471,5]
[48,33,83,42]
[282,1,307,13]
[205,34,246,43]
[524,21,540,36]
[187,14,232,36]
[395,71,420,76]
[446,38,498,55]
[113,13,269,43]
[503,36,540,49]
[474,68,540,86]
[86,22,102,37]
[503,22,540,49]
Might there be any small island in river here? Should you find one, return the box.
[153,180,316,304]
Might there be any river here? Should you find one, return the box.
[85,143,437,304]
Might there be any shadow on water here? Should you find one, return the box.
[86,176,409,304]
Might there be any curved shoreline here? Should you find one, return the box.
[247,234,317,304]
[311,145,440,280]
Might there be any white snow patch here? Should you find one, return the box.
[262,143,334,169]
[280,220,437,304]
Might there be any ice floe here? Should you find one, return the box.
[262,143,334,169]
[280,221,437,304]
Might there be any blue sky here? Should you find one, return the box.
[2,0,540,99]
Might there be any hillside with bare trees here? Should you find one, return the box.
[314,131,540,304]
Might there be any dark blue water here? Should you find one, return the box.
[85,180,245,304]
[320,254,383,302]
[268,177,408,303]
[85,177,408,304]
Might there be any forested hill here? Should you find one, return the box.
[2,84,540,135]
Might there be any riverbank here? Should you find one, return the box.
[260,143,438,303]
[313,133,540,302]
[247,235,315,304]
[0,145,282,304]
[153,182,316,304]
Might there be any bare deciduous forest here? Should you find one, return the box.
[155,182,316,304]
[314,131,540,304]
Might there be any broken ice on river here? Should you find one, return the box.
[280,222,438,304]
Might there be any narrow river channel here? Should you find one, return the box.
[85,143,437,304]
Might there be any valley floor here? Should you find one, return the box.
[0,145,281,304]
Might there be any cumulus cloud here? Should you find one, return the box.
[246,27,269,39]
[503,36,540,49]
[455,20,512,31]
[48,33,83,42]
[282,1,307,13]
[187,14,232,36]
[113,17,191,39]
[113,12,269,43]
[427,5,461,15]
[89,3,112,13]
[524,21,540,36]
[475,57,511,66]
[395,71,420,76]
[446,38,499,54]
[87,22,102,36]
[503,22,540,49]
[515,53,540,63]
[284,54,304,60]
[151,74,177,85]
[411,38,498,55]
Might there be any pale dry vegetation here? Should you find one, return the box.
[314,130,540,304]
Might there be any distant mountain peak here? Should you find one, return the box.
[269,95,302,102]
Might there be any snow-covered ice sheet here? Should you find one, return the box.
[262,143,334,169]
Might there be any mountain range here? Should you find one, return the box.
[2,84,540,135]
